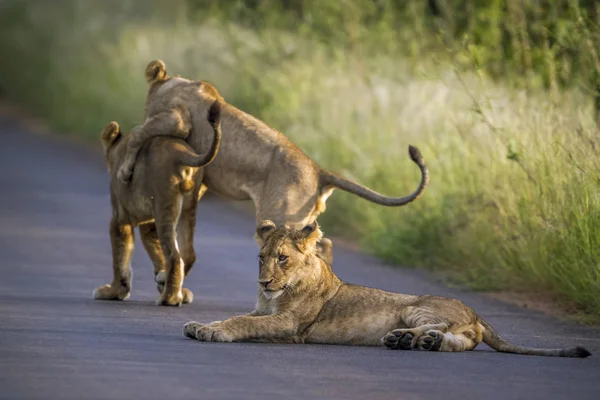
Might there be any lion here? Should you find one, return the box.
[115,60,429,262]
[182,220,591,358]
[93,99,222,306]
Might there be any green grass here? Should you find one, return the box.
[1,0,599,318]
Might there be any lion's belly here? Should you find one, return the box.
[202,167,253,201]
[304,311,403,346]
[303,285,413,346]
[197,139,257,201]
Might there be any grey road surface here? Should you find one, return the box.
[0,117,599,400]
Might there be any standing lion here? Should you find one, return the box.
[115,60,429,262]
[94,100,222,306]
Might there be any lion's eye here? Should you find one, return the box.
[258,255,265,265]
[278,255,288,263]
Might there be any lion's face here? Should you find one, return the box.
[255,220,323,299]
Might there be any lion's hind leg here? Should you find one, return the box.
[430,326,480,352]
[384,326,480,352]
[93,219,134,301]
[139,223,166,291]
[154,192,187,307]
[139,223,194,304]
[382,301,482,352]
[382,323,448,351]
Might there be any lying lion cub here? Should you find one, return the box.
[183,221,591,358]
[94,100,222,306]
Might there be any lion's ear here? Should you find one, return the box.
[299,221,323,244]
[101,121,121,149]
[254,220,277,246]
[145,59,168,83]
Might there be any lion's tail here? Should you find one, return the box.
[318,145,429,207]
[145,59,168,84]
[478,317,591,358]
[176,100,222,168]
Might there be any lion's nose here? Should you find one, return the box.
[259,279,273,288]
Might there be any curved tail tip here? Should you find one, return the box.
[145,59,167,83]
[570,346,592,358]
[408,145,425,166]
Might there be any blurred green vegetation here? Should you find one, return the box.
[188,0,600,109]
[0,0,599,319]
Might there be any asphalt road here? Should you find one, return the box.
[0,117,599,400]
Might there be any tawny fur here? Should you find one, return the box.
[182,221,591,358]
[93,100,222,306]
[116,59,429,262]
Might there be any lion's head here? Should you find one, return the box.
[254,220,323,299]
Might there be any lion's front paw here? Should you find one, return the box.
[183,321,203,339]
[183,321,232,342]
[116,164,133,184]
[195,321,233,342]
[382,329,414,350]
[93,283,130,301]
